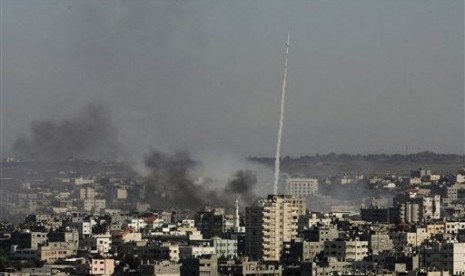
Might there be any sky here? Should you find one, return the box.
[1,0,464,160]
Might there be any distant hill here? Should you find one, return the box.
[249,151,464,177]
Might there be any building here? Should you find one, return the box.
[394,193,441,223]
[10,231,48,250]
[139,260,181,276]
[368,231,394,254]
[80,187,96,200]
[323,239,369,262]
[245,194,305,261]
[285,178,318,198]
[211,237,238,258]
[194,208,224,239]
[180,254,218,276]
[301,225,339,242]
[283,238,324,262]
[423,241,465,274]
[39,241,77,263]
[179,246,215,260]
[75,258,115,275]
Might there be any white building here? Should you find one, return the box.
[211,237,237,258]
[179,246,215,260]
[127,219,148,231]
[457,174,465,184]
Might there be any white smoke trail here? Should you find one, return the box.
[273,32,290,194]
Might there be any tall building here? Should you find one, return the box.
[393,193,440,223]
[245,194,305,261]
[285,178,318,197]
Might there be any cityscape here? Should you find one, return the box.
[0,1,463,276]
[0,155,465,275]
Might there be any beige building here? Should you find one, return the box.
[80,187,96,200]
[39,242,77,263]
[426,223,445,234]
[245,194,305,261]
[285,178,318,198]
[140,260,180,276]
[369,232,393,254]
[323,239,368,261]
[390,228,430,247]
[76,258,115,276]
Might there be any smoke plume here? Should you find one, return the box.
[273,33,290,194]
[142,150,268,209]
[226,170,258,204]
[143,150,223,209]
[12,103,119,161]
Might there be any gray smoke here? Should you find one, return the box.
[143,150,264,209]
[143,150,223,209]
[226,170,258,204]
[12,103,119,161]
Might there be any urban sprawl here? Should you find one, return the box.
[1,159,465,275]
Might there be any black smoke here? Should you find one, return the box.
[225,170,258,204]
[143,150,223,209]
[12,103,119,161]
[143,150,261,209]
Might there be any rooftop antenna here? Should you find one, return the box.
[273,32,290,195]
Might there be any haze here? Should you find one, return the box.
[1,0,463,160]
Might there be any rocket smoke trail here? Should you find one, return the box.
[273,33,290,195]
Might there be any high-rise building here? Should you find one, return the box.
[245,194,305,261]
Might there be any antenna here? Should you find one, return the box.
[273,32,290,195]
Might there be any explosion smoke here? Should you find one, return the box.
[12,103,119,161]
[225,170,258,204]
[143,150,221,209]
[273,33,290,194]
[143,150,264,209]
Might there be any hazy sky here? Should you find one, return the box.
[1,0,464,159]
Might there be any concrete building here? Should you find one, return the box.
[69,221,92,238]
[179,246,216,260]
[76,258,115,275]
[139,260,181,276]
[48,230,79,249]
[394,193,441,223]
[283,238,324,262]
[368,232,394,254]
[194,208,225,239]
[245,194,305,261]
[456,173,465,184]
[135,244,180,262]
[39,241,77,263]
[80,187,95,200]
[211,237,237,258]
[127,218,148,231]
[285,178,318,198]
[301,225,339,242]
[180,254,218,276]
[80,233,111,255]
[323,239,369,262]
[390,228,430,247]
[218,258,283,276]
[10,231,48,250]
[423,241,465,275]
